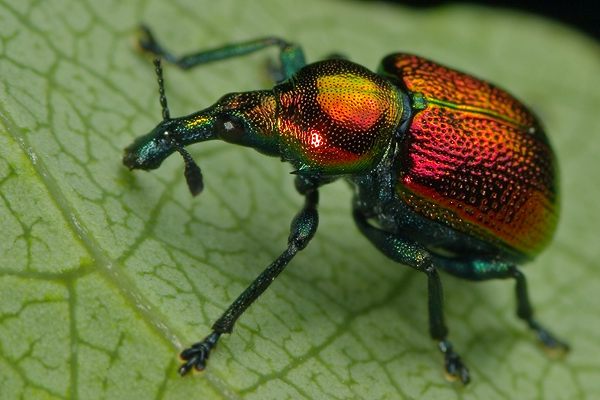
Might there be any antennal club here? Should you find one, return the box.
[175,143,204,196]
[153,57,204,196]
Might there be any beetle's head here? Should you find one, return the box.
[123,59,278,196]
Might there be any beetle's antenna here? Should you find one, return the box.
[153,58,170,120]
[153,58,204,196]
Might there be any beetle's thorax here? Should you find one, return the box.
[272,59,403,176]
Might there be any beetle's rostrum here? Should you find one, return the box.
[124,25,569,384]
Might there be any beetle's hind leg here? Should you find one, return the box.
[435,257,570,354]
[511,268,569,352]
[353,209,470,384]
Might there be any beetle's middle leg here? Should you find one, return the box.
[178,177,320,375]
[352,209,470,384]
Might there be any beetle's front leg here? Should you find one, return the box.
[178,179,319,375]
[137,25,306,80]
[352,209,470,384]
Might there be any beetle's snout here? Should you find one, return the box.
[122,145,162,170]
[122,150,142,170]
[123,120,178,171]
[122,136,169,170]
[123,113,220,196]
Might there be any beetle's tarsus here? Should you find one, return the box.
[136,25,170,61]
[531,321,570,354]
[178,332,221,376]
[136,25,156,53]
[444,353,470,384]
[439,340,470,384]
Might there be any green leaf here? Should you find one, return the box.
[1,0,599,398]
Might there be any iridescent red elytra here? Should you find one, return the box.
[123,26,568,384]
[383,54,558,258]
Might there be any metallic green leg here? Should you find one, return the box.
[137,25,306,80]
[353,209,470,384]
[179,178,319,375]
[512,268,569,351]
[435,257,570,352]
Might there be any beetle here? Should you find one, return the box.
[123,26,569,384]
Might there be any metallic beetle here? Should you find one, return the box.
[123,26,568,384]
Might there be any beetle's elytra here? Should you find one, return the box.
[123,26,568,384]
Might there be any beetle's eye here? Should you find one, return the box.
[158,130,176,148]
[216,115,245,142]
